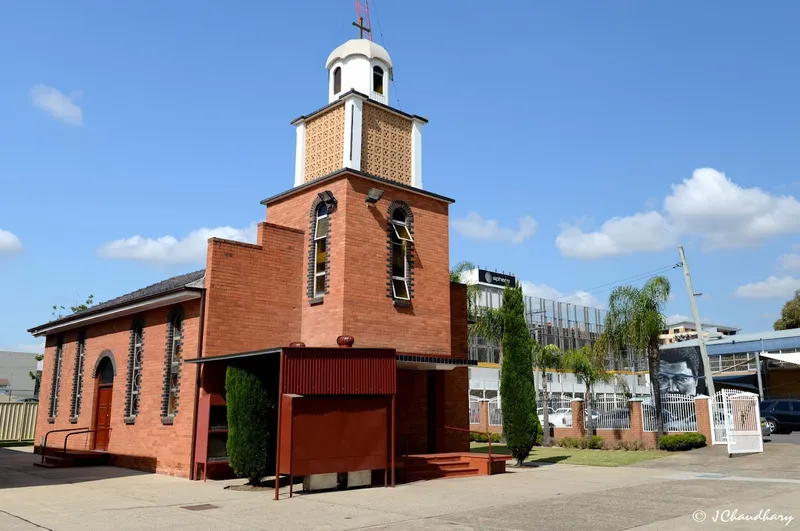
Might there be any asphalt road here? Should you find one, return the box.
[765,431,800,444]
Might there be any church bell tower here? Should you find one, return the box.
[292,37,426,190]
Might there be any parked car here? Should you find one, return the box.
[561,408,601,426]
[664,413,697,432]
[550,407,572,426]
[761,417,771,437]
[537,407,556,427]
[760,399,800,434]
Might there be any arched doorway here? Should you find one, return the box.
[93,353,116,451]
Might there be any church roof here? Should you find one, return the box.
[28,270,205,335]
[325,39,393,71]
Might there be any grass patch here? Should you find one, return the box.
[470,443,666,467]
[0,440,33,448]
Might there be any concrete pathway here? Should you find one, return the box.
[1,445,799,530]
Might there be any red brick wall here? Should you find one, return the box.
[450,283,468,360]
[202,222,304,357]
[395,369,428,454]
[265,173,452,354]
[342,177,451,356]
[34,301,201,478]
[266,179,349,346]
[442,367,469,451]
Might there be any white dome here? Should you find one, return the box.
[326,39,393,75]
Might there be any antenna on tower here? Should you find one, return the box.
[353,0,373,41]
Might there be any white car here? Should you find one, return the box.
[550,408,572,426]
[537,407,555,426]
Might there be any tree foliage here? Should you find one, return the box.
[226,365,273,485]
[499,285,541,465]
[532,343,562,445]
[603,276,671,439]
[563,344,611,435]
[774,290,800,331]
[52,294,95,320]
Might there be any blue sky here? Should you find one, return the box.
[3,1,800,352]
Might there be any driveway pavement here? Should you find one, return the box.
[1,445,799,531]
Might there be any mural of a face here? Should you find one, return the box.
[658,360,698,395]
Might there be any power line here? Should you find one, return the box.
[555,263,682,306]
[369,0,401,106]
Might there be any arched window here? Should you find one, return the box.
[69,332,86,421]
[313,202,329,297]
[388,202,414,302]
[161,308,183,422]
[47,338,64,421]
[333,66,342,94]
[125,320,144,421]
[373,65,384,95]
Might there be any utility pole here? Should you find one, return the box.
[678,245,716,398]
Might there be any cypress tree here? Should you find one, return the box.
[499,284,542,466]
[226,365,273,485]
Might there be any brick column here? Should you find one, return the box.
[694,394,713,443]
[478,400,489,433]
[628,399,644,439]
[571,398,586,437]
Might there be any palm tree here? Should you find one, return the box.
[563,344,611,436]
[604,276,671,439]
[532,343,562,445]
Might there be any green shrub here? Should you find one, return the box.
[659,433,706,451]
[226,366,273,484]
[605,439,649,451]
[469,432,502,443]
[557,436,604,449]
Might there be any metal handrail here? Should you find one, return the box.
[40,427,89,463]
[62,428,112,461]
[442,425,493,463]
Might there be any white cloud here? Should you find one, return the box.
[452,212,537,244]
[778,253,800,271]
[31,85,84,126]
[557,168,800,259]
[665,168,800,248]
[98,223,258,266]
[734,276,800,299]
[556,212,677,259]
[520,280,604,309]
[0,229,22,255]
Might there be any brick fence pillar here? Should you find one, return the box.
[571,398,586,437]
[628,398,644,440]
[694,394,713,443]
[478,400,489,433]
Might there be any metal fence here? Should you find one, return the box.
[488,398,502,426]
[542,394,574,427]
[643,394,697,432]
[469,398,480,425]
[593,395,630,429]
[0,402,38,441]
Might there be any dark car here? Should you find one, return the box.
[596,405,673,429]
[760,400,800,434]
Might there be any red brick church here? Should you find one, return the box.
[30,37,498,486]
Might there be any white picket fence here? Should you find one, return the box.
[0,402,38,441]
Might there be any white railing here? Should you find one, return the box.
[488,398,502,426]
[594,395,630,430]
[0,402,38,441]
[643,394,696,432]
[469,399,480,425]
